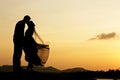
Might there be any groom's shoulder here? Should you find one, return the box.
[17,20,24,23]
[16,20,24,25]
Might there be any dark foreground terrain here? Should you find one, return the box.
[0,66,120,80]
[0,70,120,80]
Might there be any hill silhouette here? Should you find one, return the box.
[0,65,94,80]
[0,65,88,73]
[62,67,89,72]
[33,66,60,73]
[0,65,120,80]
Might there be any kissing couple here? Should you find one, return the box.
[13,15,49,72]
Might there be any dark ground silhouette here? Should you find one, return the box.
[0,65,120,80]
[0,70,120,80]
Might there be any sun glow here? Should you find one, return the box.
[1,0,120,70]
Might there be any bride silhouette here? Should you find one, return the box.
[23,21,49,71]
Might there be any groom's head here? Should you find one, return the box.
[23,15,31,23]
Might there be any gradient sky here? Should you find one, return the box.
[1,0,120,71]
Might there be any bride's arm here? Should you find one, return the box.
[34,29,44,44]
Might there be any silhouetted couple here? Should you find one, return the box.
[13,15,45,72]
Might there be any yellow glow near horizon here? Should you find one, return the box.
[1,0,120,71]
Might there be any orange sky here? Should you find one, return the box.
[1,0,120,71]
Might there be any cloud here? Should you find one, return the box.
[89,32,117,40]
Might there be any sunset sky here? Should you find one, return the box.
[1,0,120,71]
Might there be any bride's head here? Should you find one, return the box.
[28,21,35,27]
[25,21,35,36]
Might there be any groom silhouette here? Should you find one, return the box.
[13,15,31,72]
